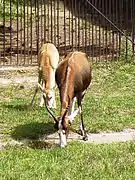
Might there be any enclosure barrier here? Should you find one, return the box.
[0,0,135,66]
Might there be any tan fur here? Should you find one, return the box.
[31,43,59,109]
[39,43,59,69]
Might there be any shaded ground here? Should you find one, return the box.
[0,0,122,66]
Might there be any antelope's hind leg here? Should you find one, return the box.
[77,97,88,141]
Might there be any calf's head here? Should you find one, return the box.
[45,89,55,109]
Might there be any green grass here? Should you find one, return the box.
[0,142,135,180]
[0,0,23,20]
[0,61,135,134]
[0,61,135,179]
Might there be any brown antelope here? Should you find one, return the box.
[39,51,92,147]
[31,43,59,109]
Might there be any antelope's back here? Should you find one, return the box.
[55,51,92,93]
[72,52,92,92]
[39,43,59,69]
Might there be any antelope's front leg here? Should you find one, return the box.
[39,82,45,107]
[68,97,78,123]
[79,105,88,141]
[48,90,56,109]
[31,76,42,107]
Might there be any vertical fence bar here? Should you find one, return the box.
[95,0,98,62]
[111,0,115,61]
[40,0,43,45]
[57,0,60,51]
[125,1,128,61]
[98,0,101,62]
[20,0,23,64]
[118,0,122,59]
[112,1,118,61]
[47,0,50,41]
[16,0,19,65]
[27,0,29,65]
[34,0,37,60]
[82,1,85,53]
[78,1,80,51]
[87,0,92,56]
[74,0,77,50]
[116,0,119,61]
[91,0,94,62]
[63,0,66,52]
[3,0,6,65]
[84,1,87,54]
[36,0,39,57]
[68,1,71,51]
[23,0,26,65]
[108,0,112,62]
[105,0,108,62]
[9,0,12,64]
[133,0,135,55]
[53,1,56,45]
[71,1,74,51]
[50,0,53,42]
[30,0,33,64]
[44,0,46,43]
[101,0,105,61]
[131,0,135,55]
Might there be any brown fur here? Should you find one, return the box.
[55,51,92,130]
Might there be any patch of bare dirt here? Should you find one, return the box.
[0,129,135,150]
[0,66,38,87]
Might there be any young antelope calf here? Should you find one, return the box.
[31,43,59,109]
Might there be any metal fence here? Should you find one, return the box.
[0,0,135,66]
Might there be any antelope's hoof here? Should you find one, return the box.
[83,135,88,141]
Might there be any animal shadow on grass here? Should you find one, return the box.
[3,103,59,149]
[11,122,58,149]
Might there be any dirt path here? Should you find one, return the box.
[0,66,38,87]
[0,129,135,150]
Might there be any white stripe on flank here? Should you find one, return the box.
[63,53,75,105]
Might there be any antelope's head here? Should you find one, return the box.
[45,89,55,109]
[39,86,78,148]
